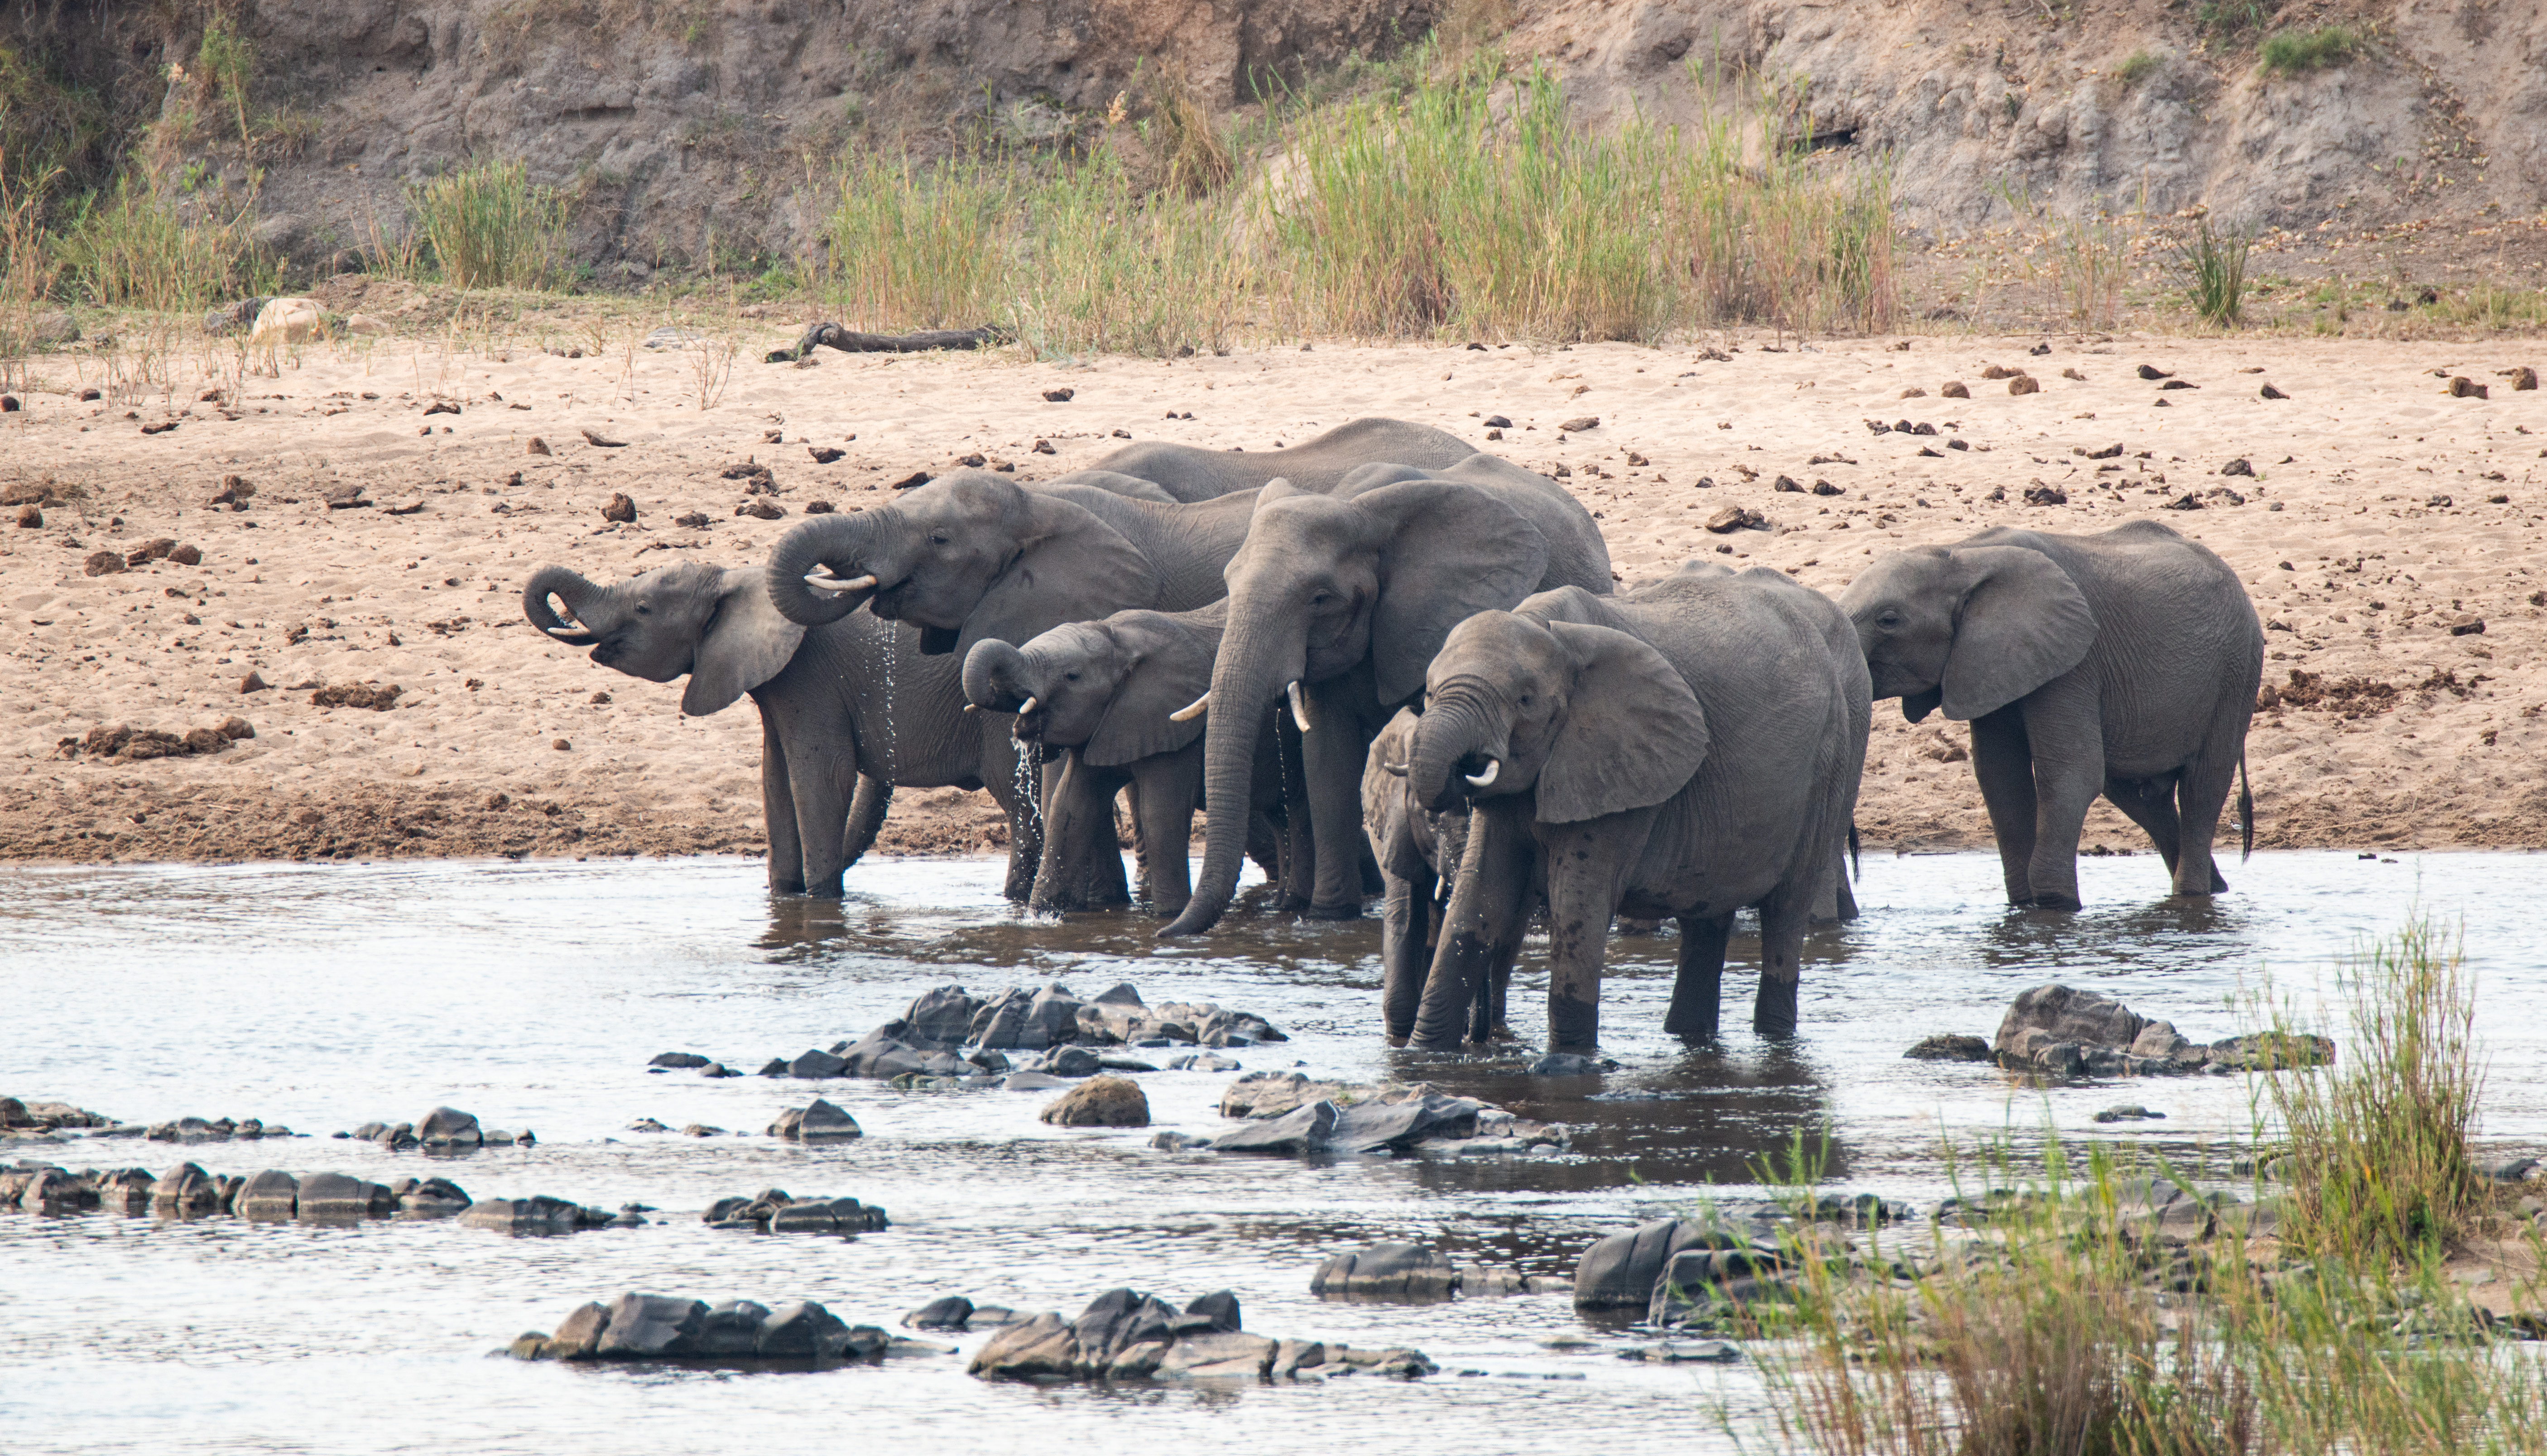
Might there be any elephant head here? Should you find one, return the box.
[1163,478,1552,934]
[1407,610,1710,822]
[961,608,1217,766]
[1839,542,2098,723]
[762,471,1162,656]
[522,560,805,715]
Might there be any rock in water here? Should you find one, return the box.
[1903,1034,1992,1062]
[236,1169,299,1220]
[1309,1244,1460,1300]
[1573,1219,1733,1310]
[418,1106,482,1147]
[1210,1101,1338,1155]
[769,1099,862,1141]
[1040,1076,1149,1128]
[594,1294,708,1359]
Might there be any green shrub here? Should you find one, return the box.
[404,159,568,290]
[52,172,273,311]
[2113,49,2161,86]
[2260,26,2363,74]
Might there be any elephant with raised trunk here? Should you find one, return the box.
[1403,564,1869,1047]
[962,603,1307,917]
[1079,418,1476,501]
[1840,520,2261,910]
[522,560,1039,898]
[1161,454,1614,937]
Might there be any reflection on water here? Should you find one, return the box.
[2,849,2542,1455]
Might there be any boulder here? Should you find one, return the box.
[1993,984,2336,1076]
[1573,1219,1738,1310]
[1309,1243,1460,1301]
[905,1295,975,1330]
[1155,1330,1278,1378]
[790,1048,850,1078]
[418,1106,482,1147]
[1218,1070,1357,1119]
[1328,1093,1482,1152]
[593,1293,708,1359]
[295,1172,391,1221]
[649,1052,711,1069]
[968,1311,1082,1379]
[1039,1076,1150,1128]
[1904,1034,1993,1062]
[898,985,984,1049]
[757,1301,852,1357]
[1648,1245,1789,1325]
[1996,985,2145,1060]
[457,1195,589,1234]
[150,1162,220,1214]
[1210,1100,1338,1155]
[769,1099,862,1142]
[236,1169,299,1220]
[834,1027,952,1079]
[544,1302,612,1359]
[1185,1289,1241,1332]
[969,982,1083,1049]
[1041,1046,1103,1078]
[395,1176,471,1217]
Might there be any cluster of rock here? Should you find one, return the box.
[0,1097,122,1139]
[1307,1243,1571,1302]
[54,717,252,761]
[144,1116,299,1142]
[767,1100,861,1142]
[966,1287,1433,1383]
[1175,1073,1568,1159]
[702,1188,889,1235]
[657,982,1288,1088]
[1906,985,2337,1078]
[336,1107,532,1149]
[505,1293,941,1365]
[1571,1198,1917,1327]
[0,1158,632,1231]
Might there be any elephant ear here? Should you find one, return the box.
[1537,620,1709,824]
[683,568,807,716]
[1087,614,1219,766]
[1939,546,2098,720]
[1358,479,1549,707]
[954,494,1164,661]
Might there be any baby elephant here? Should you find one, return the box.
[1404,564,1869,1047]
[1841,521,2262,909]
[962,603,1307,917]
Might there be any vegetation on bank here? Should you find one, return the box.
[1731,919,2545,1456]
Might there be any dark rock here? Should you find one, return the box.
[418,1106,481,1147]
[1211,1100,1340,1155]
[1040,1076,1150,1128]
[790,1048,849,1078]
[1904,1034,1992,1062]
[237,1169,299,1220]
[2221,457,2255,477]
[649,1052,711,1069]
[1185,1289,1242,1332]
[1040,1045,1103,1078]
[757,1301,857,1357]
[1648,1245,1789,1325]
[898,985,984,1048]
[593,1294,708,1359]
[2094,1104,2166,1123]
[397,1176,471,1216]
[1574,1219,1739,1310]
[768,1099,862,1142]
[1156,1329,1278,1378]
[1328,1093,1483,1152]
[1311,1243,1461,1301]
[906,1295,976,1330]
[457,1195,591,1234]
[756,1058,790,1076]
[696,1300,770,1355]
[296,1172,391,1221]
[1167,1053,1241,1072]
[149,1162,219,1214]
[543,1302,612,1359]
[1528,1053,1605,1077]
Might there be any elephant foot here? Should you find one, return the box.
[1752,982,1799,1039]
[2018,893,2083,912]
[1384,1034,1410,1049]
[1302,900,1366,922]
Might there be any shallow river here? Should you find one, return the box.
[4,849,2542,1455]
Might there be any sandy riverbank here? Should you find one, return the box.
[3,323,2541,868]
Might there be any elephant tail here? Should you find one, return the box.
[1848,821,1861,881]
[2237,750,2254,862]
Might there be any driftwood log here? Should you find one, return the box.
[765,322,1009,364]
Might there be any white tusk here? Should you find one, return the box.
[1465,758,1501,788]
[804,572,878,593]
[1382,761,1408,778]
[1018,696,1038,716]
[1168,692,1210,723]
[1287,679,1315,733]
[962,703,980,713]
[543,624,586,638]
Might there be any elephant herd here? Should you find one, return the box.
[524,417,2264,1050]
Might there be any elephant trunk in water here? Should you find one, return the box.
[763,511,897,626]
[1160,615,1305,936]
[521,565,609,646]
[1407,686,1506,815]
[961,638,1039,714]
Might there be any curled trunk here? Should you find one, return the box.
[1159,618,1302,936]
[521,566,605,645]
[961,639,1038,714]
[764,512,892,626]
[1408,694,1499,814]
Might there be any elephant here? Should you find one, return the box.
[1363,709,1498,1044]
[1162,452,1615,936]
[1838,520,2262,910]
[1402,562,1871,1048]
[521,560,1042,899]
[1076,417,1477,501]
[961,602,1308,917]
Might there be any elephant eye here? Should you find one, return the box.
[634,604,651,615]
[1877,611,1901,629]
[1064,671,1081,682]
[930,531,950,546]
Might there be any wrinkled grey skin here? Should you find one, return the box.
[1162,453,1615,937]
[962,602,1303,917]
[1362,710,1493,1044]
[1840,521,2262,910]
[1071,418,1477,502]
[1405,564,1870,1048]
[522,560,1037,899]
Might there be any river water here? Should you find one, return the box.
[3,849,2541,1455]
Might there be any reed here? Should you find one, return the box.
[52,172,273,311]
[404,158,568,290]
[811,151,1013,333]
[0,154,61,390]
[2172,215,2253,327]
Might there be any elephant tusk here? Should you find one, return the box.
[804,572,879,594]
[543,624,585,638]
[961,703,980,713]
[1287,679,1315,733]
[1465,758,1500,788]
[1382,761,1408,778]
[1168,692,1210,723]
[1018,696,1038,716]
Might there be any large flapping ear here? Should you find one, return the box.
[1535,620,1709,824]
[682,568,808,715]
[1086,613,1221,766]
[955,494,1163,661]
[1939,546,2098,720]
[1355,479,1548,706]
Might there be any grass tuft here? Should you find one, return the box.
[2172,215,2253,327]
[2260,26,2363,75]
[404,159,569,290]
[52,171,273,311]
[2114,49,2162,86]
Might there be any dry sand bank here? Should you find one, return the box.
[2,328,2542,869]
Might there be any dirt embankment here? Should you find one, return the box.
[3,324,2543,867]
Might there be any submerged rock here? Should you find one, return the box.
[1993,985,2334,1078]
[767,1099,862,1142]
[507,1291,938,1365]
[1039,1076,1149,1128]
[702,1188,888,1235]
[965,1286,1428,1383]
[1308,1243,1459,1301]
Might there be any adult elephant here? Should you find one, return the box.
[522,560,1036,898]
[961,602,1306,918]
[1076,417,1475,501]
[1841,521,2261,910]
[1404,565,1869,1047]
[1161,454,1613,936]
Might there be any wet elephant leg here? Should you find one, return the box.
[1029,754,1132,911]
[983,731,1042,903]
[1412,797,1536,1049]
[2017,676,2105,912]
[790,729,859,900]
[1134,750,1203,918]
[842,773,892,870]
[1665,912,1734,1039]
[1299,678,1375,919]
[1967,707,2039,906]
[1753,885,1811,1039]
[1539,812,1648,1053]
[2101,772,2184,878]
[1272,712,1314,912]
[2171,705,2247,897]
[1379,854,1436,1044]
[759,714,807,896]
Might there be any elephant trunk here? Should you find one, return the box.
[1408,688,1505,814]
[1159,615,1305,937]
[961,638,1038,714]
[764,511,893,626]
[522,565,607,646]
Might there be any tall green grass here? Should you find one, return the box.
[404,159,568,290]
[51,172,273,311]
[2173,215,2253,327]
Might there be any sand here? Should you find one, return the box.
[2,322,2542,869]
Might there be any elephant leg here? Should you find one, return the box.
[1834,854,1859,921]
[1753,885,1812,1039]
[983,731,1041,904]
[1133,752,1202,918]
[1539,813,1648,1052]
[2016,677,2106,911]
[2101,772,2184,876]
[1379,852,1435,1044]
[759,714,807,896]
[2172,740,2242,898]
[1967,707,2039,906]
[790,738,858,900]
[1664,912,1734,1039]
[1125,780,1151,905]
[1298,680,1375,920]
[842,773,892,871]
[1482,933,1520,1042]
[1031,755,1132,911]
[1413,797,1534,1050]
